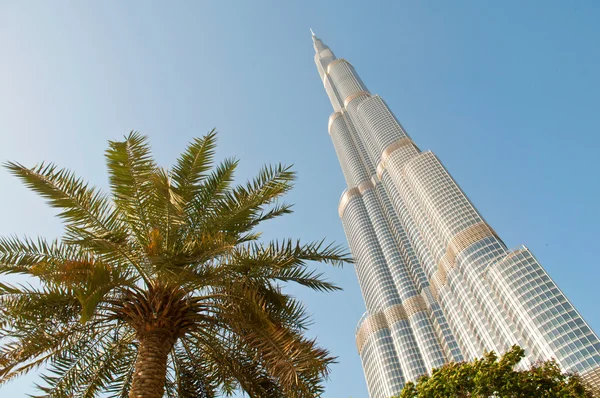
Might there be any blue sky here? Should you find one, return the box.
[1,1,599,396]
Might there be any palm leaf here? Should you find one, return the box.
[3,162,123,239]
[32,327,132,397]
[216,281,334,397]
[105,131,155,248]
[186,157,238,236]
[203,163,295,235]
[147,167,185,254]
[172,130,218,208]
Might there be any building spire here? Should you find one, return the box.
[311,30,332,55]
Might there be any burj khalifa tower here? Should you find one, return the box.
[311,31,600,397]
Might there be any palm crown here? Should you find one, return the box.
[0,131,351,397]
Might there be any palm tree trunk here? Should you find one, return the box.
[129,331,174,398]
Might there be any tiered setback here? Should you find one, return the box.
[312,33,600,397]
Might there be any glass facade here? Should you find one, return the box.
[311,33,600,397]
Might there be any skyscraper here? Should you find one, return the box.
[311,32,600,397]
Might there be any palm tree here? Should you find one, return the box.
[0,131,351,398]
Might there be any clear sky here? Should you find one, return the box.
[1,1,599,397]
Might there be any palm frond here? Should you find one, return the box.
[0,307,94,384]
[216,281,335,397]
[0,236,80,277]
[172,130,217,208]
[3,162,124,239]
[0,236,134,323]
[0,204,145,285]
[105,349,137,398]
[273,239,352,267]
[105,131,155,248]
[227,238,351,278]
[32,327,134,398]
[184,330,284,398]
[171,342,216,398]
[77,331,136,398]
[61,230,146,282]
[186,157,238,236]
[147,167,185,253]
[203,163,295,236]
[270,266,341,292]
[74,262,134,323]
[0,283,80,329]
